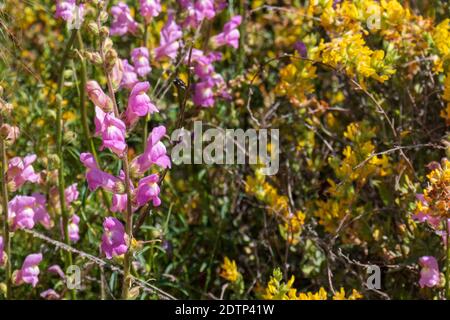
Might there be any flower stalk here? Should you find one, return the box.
[56,30,77,299]
[97,20,134,299]
[0,116,11,299]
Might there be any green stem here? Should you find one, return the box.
[56,30,77,300]
[0,119,11,299]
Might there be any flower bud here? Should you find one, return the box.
[100,26,109,38]
[105,49,118,72]
[87,22,99,35]
[86,80,113,112]
[0,124,20,144]
[110,59,124,92]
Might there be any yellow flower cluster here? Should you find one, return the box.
[319,32,395,84]
[432,19,450,73]
[441,73,450,126]
[414,158,450,219]
[275,61,317,106]
[313,122,391,232]
[262,268,362,300]
[245,168,305,244]
[219,257,241,283]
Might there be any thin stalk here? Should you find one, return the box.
[75,31,112,211]
[56,30,77,300]
[446,220,450,299]
[142,21,150,152]
[237,0,246,73]
[0,118,11,299]
[98,33,134,300]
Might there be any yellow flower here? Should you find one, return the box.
[220,257,241,283]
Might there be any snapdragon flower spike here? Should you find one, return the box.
[80,152,124,193]
[100,112,127,157]
[419,256,440,288]
[125,82,158,126]
[101,217,128,259]
[110,2,138,36]
[136,174,161,207]
[211,15,242,49]
[154,13,182,61]
[86,80,113,113]
[0,236,4,266]
[131,47,152,78]
[139,0,161,23]
[8,194,51,231]
[130,125,171,175]
[14,253,42,288]
[6,154,40,191]
[68,214,80,243]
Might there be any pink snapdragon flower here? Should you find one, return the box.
[8,194,51,231]
[0,236,4,266]
[154,13,182,60]
[139,0,161,22]
[48,265,66,279]
[86,80,113,112]
[111,193,129,213]
[136,174,161,207]
[55,0,84,23]
[14,253,43,287]
[211,15,242,49]
[6,154,40,191]
[110,2,138,36]
[65,183,79,205]
[125,82,158,126]
[80,152,124,193]
[130,125,171,175]
[121,60,139,90]
[68,214,80,243]
[419,256,440,288]
[99,112,127,157]
[101,217,128,259]
[180,0,216,28]
[41,289,60,300]
[131,48,152,77]
[193,79,215,107]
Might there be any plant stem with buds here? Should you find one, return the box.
[97,30,134,300]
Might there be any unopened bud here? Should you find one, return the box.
[100,26,109,38]
[87,22,99,35]
[0,124,20,143]
[105,49,118,72]
[86,80,113,112]
[63,130,77,144]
